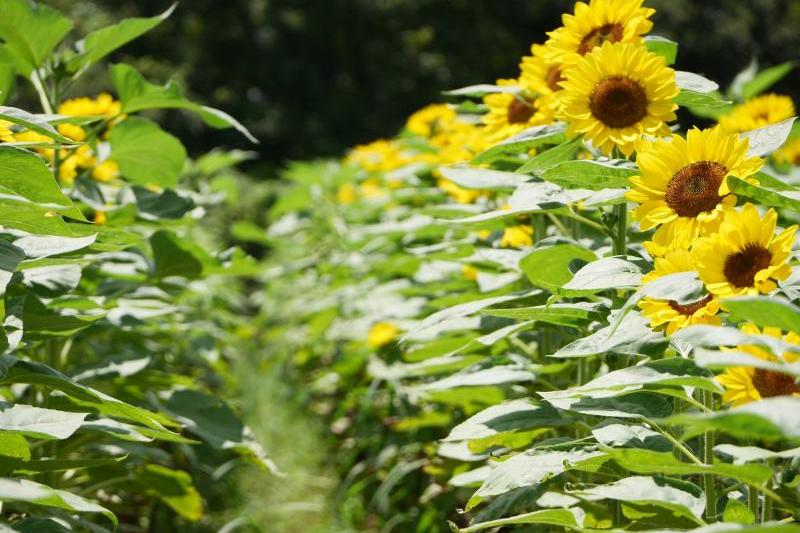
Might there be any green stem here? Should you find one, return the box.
[646,419,704,466]
[762,484,773,522]
[546,213,572,239]
[749,485,760,522]
[613,202,627,256]
[702,390,717,521]
[565,209,606,233]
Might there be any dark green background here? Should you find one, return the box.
[46,0,800,168]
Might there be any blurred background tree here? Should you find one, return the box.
[44,0,800,170]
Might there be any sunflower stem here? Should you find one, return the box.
[612,202,627,256]
[702,390,717,521]
[748,485,760,522]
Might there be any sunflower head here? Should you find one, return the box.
[367,322,400,348]
[406,104,458,139]
[717,324,800,405]
[692,203,798,297]
[500,225,534,248]
[628,126,763,243]
[482,79,556,142]
[718,94,796,134]
[545,0,655,64]
[638,248,721,335]
[557,41,678,156]
[774,138,800,167]
[519,43,566,109]
[346,139,410,172]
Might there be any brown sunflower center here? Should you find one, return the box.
[588,76,648,129]
[668,294,713,316]
[723,243,773,288]
[752,367,799,398]
[578,23,625,55]
[507,97,535,124]
[665,161,727,217]
[546,66,564,92]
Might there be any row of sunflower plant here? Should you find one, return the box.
[252,0,800,531]
[0,2,276,531]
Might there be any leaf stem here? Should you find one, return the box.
[612,202,627,256]
[702,390,717,521]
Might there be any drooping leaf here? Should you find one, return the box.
[108,116,187,188]
[0,0,73,75]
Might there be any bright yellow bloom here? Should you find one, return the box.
[628,127,763,248]
[717,324,800,406]
[58,92,121,117]
[500,225,534,248]
[0,120,16,143]
[93,211,108,225]
[359,177,387,199]
[544,0,655,64]
[774,138,800,167]
[462,265,479,281]
[57,123,87,142]
[92,160,119,183]
[638,248,720,335]
[406,103,458,139]
[367,322,399,348]
[346,139,410,172]
[426,120,492,167]
[13,130,52,144]
[519,43,566,108]
[482,79,556,142]
[336,183,357,204]
[437,178,484,204]
[718,94,795,134]
[557,41,678,156]
[58,145,96,185]
[692,203,797,297]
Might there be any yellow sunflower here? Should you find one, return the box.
[482,79,556,142]
[345,139,411,172]
[628,126,763,248]
[57,92,123,141]
[406,103,458,139]
[500,225,534,248]
[718,94,795,134]
[692,203,797,297]
[774,138,800,167]
[0,120,16,143]
[717,324,800,406]
[519,43,565,112]
[367,322,399,348]
[545,0,655,64]
[638,248,720,335]
[557,41,678,156]
[437,178,485,204]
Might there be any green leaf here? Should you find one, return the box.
[0,477,116,525]
[742,62,797,100]
[0,107,75,144]
[443,399,569,443]
[150,230,207,279]
[722,296,800,333]
[552,311,667,359]
[0,146,82,219]
[728,176,800,210]
[0,240,24,296]
[0,433,29,460]
[515,136,583,175]
[676,89,734,118]
[723,498,756,525]
[676,71,719,93]
[561,257,644,294]
[454,508,584,532]
[483,302,602,326]
[109,117,186,188]
[545,392,674,419]
[540,158,637,190]
[137,465,203,521]
[442,84,516,97]
[438,166,527,190]
[472,124,566,164]
[519,243,596,293]
[644,35,678,65]
[0,404,86,440]
[110,63,257,142]
[70,4,176,73]
[741,117,796,156]
[0,47,15,106]
[0,0,73,75]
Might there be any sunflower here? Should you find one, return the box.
[718,94,795,134]
[437,178,484,204]
[692,203,797,297]
[557,41,678,156]
[638,248,720,335]
[57,93,123,141]
[628,126,763,247]
[545,0,655,64]
[482,79,556,142]
[717,324,800,406]
[0,120,16,143]
[345,139,411,172]
[500,225,534,248]
[406,103,458,139]
[367,322,399,348]
[774,138,800,167]
[519,44,565,112]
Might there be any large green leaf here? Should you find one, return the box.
[108,117,186,188]
[455,508,585,532]
[0,478,115,525]
[0,404,86,439]
[722,296,800,333]
[540,159,637,190]
[0,0,73,75]
[519,243,596,293]
[110,63,257,142]
[552,311,667,359]
[644,35,678,65]
[742,62,797,99]
[472,123,566,164]
[150,230,208,279]
[137,465,203,522]
[0,107,75,144]
[438,166,528,190]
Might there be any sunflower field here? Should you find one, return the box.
[1,0,800,531]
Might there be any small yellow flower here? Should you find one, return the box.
[557,41,678,156]
[336,183,357,204]
[500,225,534,248]
[462,265,479,281]
[57,123,87,142]
[692,203,797,297]
[58,92,121,118]
[638,248,720,335]
[346,139,410,172]
[437,178,484,204]
[718,94,795,134]
[92,160,119,183]
[717,324,800,406]
[93,211,107,225]
[367,322,399,348]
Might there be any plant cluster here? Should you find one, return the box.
[255,0,800,531]
[0,2,273,531]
